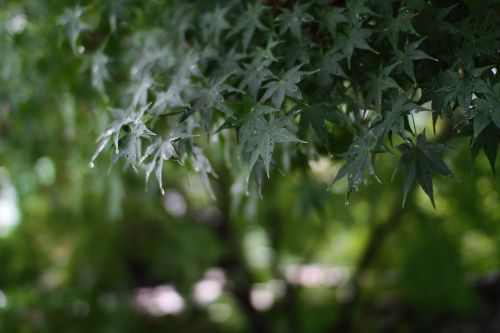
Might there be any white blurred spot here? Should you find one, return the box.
[308,158,333,174]
[193,268,226,305]
[134,285,185,316]
[249,280,285,312]
[284,264,349,287]
[6,13,27,35]
[35,157,56,186]
[194,280,222,305]
[0,169,20,237]
[0,290,7,309]
[492,67,497,76]
[244,228,273,269]
[163,190,187,217]
[250,286,274,312]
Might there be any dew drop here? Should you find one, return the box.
[89,161,95,168]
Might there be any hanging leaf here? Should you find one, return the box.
[239,113,305,179]
[58,5,90,55]
[334,22,377,68]
[260,64,316,108]
[191,146,218,198]
[393,38,436,82]
[227,2,268,50]
[395,132,456,208]
[298,102,349,141]
[318,50,347,87]
[330,136,381,201]
[140,125,196,194]
[276,2,314,41]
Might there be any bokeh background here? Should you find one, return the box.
[0,1,499,332]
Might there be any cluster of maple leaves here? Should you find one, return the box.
[58,0,499,206]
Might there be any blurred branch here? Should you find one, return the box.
[214,167,272,333]
[328,119,458,333]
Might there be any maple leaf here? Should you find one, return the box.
[227,3,268,50]
[151,84,188,116]
[470,82,500,173]
[239,113,305,178]
[58,5,90,55]
[189,75,240,131]
[334,22,377,68]
[318,49,347,87]
[239,58,274,99]
[276,2,314,41]
[89,50,110,96]
[393,38,436,82]
[298,102,349,142]
[260,64,315,108]
[330,135,381,201]
[437,65,491,116]
[319,7,348,36]
[471,124,499,174]
[371,92,429,148]
[140,125,195,194]
[201,5,230,45]
[191,146,218,198]
[395,132,456,208]
[365,62,401,112]
[130,74,154,108]
[91,105,155,168]
[382,7,419,49]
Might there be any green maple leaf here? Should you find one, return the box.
[189,75,240,131]
[472,82,500,137]
[365,62,401,112]
[319,7,348,36]
[330,136,382,201]
[140,125,195,194]
[335,22,377,68]
[382,7,419,49]
[346,0,375,18]
[216,47,246,77]
[395,132,456,208]
[58,5,90,55]
[152,83,188,116]
[471,124,499,174]
[276,2,314,41]
[191,146,218,198]
[393,38,436,82]
[239,113,305,178]
[470,82,500,173]
[318,50,347,87]
[253,38,281,65]
[91,105,155,168]
[201,5,230,45]
[227,3,268,50]
[298,102,349,142]
[239,60,273,99]
[90,50,110,96]
[260,64,315,108]
[371,92,429,148]
[437,65,491,116]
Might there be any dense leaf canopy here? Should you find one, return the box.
[54,0,499,206]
